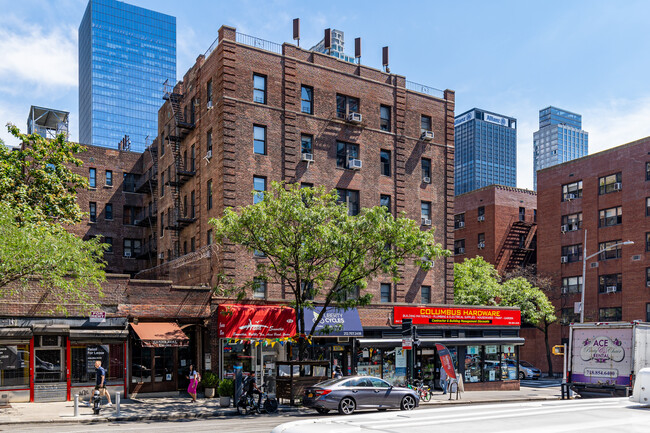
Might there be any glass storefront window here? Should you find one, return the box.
[465,346,482,383]
[131,344,152,384]
[72,343,124,385]
[484,345,501,382]
[222,342,251,378]
[154,347,174,382]
[357,347,382,377]
[501,345,518,380]
[0,344,29,388]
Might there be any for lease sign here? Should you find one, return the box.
[393,306,521,326]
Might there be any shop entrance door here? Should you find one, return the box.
[33,336,67,402]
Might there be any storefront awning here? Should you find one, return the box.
[358,337,525,347]
[69,329,129,340]
[130,322,189,347]
[218,304,296,339]
[304,307,363,337]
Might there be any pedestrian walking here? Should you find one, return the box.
[187,364,200,403]
[439,366,448,395]
[86,360,112,407]
[332,359,343,379]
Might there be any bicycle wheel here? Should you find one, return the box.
[264,398,278,413]
[421,388,431,402]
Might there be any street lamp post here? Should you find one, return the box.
[579,229,634,323]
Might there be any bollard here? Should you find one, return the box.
[74,394,79,417]
[116,391,120,417]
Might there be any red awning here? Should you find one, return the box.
[218,304,296,339]
[131,322,189,347]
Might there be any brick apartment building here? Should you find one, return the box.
[521,136,650,372]
[454,185,537,273]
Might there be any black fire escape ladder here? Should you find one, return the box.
[495,218,537,274]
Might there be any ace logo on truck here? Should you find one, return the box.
[579,336,625,363]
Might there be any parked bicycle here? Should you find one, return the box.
[236,384,278,415]
[404,379,432,402]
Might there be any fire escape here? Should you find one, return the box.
[163,80,196,259]
[135,141,159,261]
[495,217,537,274]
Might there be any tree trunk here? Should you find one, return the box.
[297,306,305,361]
[544,324,554,377]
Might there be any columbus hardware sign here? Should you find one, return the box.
[393,306,521,326]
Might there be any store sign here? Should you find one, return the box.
[0,346,19,370]
[218,304,296,339]
[393,306,521,326]
[305,307,363,337]
[89,311,106,323]
[454,111,475,127]
[483,113,509,127]
[435,344,457,380]
[395,348,407,368]
[86,345,109,372]
[402,338,413,350]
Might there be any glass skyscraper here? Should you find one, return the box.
[454,108,517,195]
[533,106,588,190]
[79,0,176,152]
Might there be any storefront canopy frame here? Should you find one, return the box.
[130,322,189,347]
[0,328,33,338]
[69,329,129,340]
[357,337,525,347]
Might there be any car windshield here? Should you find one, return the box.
[519,361,534,368]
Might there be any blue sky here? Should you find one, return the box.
[1,0,650,189]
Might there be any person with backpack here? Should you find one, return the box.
[186,364,200,403]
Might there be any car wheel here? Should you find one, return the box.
[315,408,330,414]
[519,371,525,380]
[338,397,356,415]
[401,395,416,411]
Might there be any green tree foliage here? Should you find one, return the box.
[0,124,88,225]
[211,182,449,355]
[0,203,106,311]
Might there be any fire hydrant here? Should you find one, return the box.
[92,389,102,415]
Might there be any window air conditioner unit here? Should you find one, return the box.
[478,215,485,222]
[301,153,314,162]
[606,286,617,293]
[347,112,363,123]
[421,130,434,141]
[457,247,465,254]
[457,221,465,228]
[422,218,432,226]
[349,159,363,170]
[423,176,431,184]
[124,251,132,258]
[206,150,212,159]
[478,242,485,249]
[158,253,164,259]
[560,256,569,263]
[566,193,576,200]
[561,224,569,233]
[207,101,213,109]
[613,182,622,191]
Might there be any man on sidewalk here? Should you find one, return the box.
[86,360,112,408]
[440,367,448,395]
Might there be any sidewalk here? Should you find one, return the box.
[0,385,562,426]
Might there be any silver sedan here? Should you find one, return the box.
[303,376,419,415]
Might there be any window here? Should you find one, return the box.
[336,141,359,169]
[599,240,622,260]
[336,94,360,119]
[599,172,622,195]
[647,303,650,322]
[599,307,622,322]
[598,274,622,293]
[207,180,213,210]
[301,85,313,114]
[191,237,196,252]
[478,233,485,248]
[301,134,313,155]
[190,144,196,171]
[647,268,650,288]
[253,74,266,104]
[123,239,141,257]
[160,172,165,197]
[206,130,213,154]
[519,207,526,222]
[105,203,113,220]
[561,308,580,325]
[206,79,213,106]
[123,206,139,225]
[454,239,465,255]
[421,115,432,133]
[89,202,97,222]
[421,201,431,221]
[647,232,650,251]
[647,162,650,181]
[301,281,314,300]
[123,173,137,192]
[646,198,650,217]
[89,168,96,188]
[380,105,391,132]
[380,283,391,303]
[253,176,266,205]
[160,212,164,237]
[337,188,360,216]
[421,286,431,304]
[478,206,485,218]
[454,213,465,229]
[562,180,583,201]
[561,244,583,263]
[253,125,266,155]
[561,212,582,231]
[207,230,213,245]
[562,276,582,294]
[421,158,431,182]
[599,206,622,227]
[104,237,113,253]
[190,190,195,218]
[380,150,391,176]
[105,170,113,186]
[380,195,391,212]
[160,133,165,156]
[253,278,266,299]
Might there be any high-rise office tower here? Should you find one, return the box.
[310,29,356,63]
[454,108,517,195]
[79,0,176,152]
[533,106,588,190]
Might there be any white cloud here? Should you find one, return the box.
[0,15,77,92]
[583,98,650,154]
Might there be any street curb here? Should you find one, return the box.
[0,397,560,426]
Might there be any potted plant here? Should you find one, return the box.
[201,372,219,399]
[218,378,234,407]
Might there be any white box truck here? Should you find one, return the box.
[568,322,650,397]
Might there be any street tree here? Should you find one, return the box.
[211,181,449,359]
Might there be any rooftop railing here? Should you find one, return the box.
[405,81,445,99]
[236,32,283,54]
